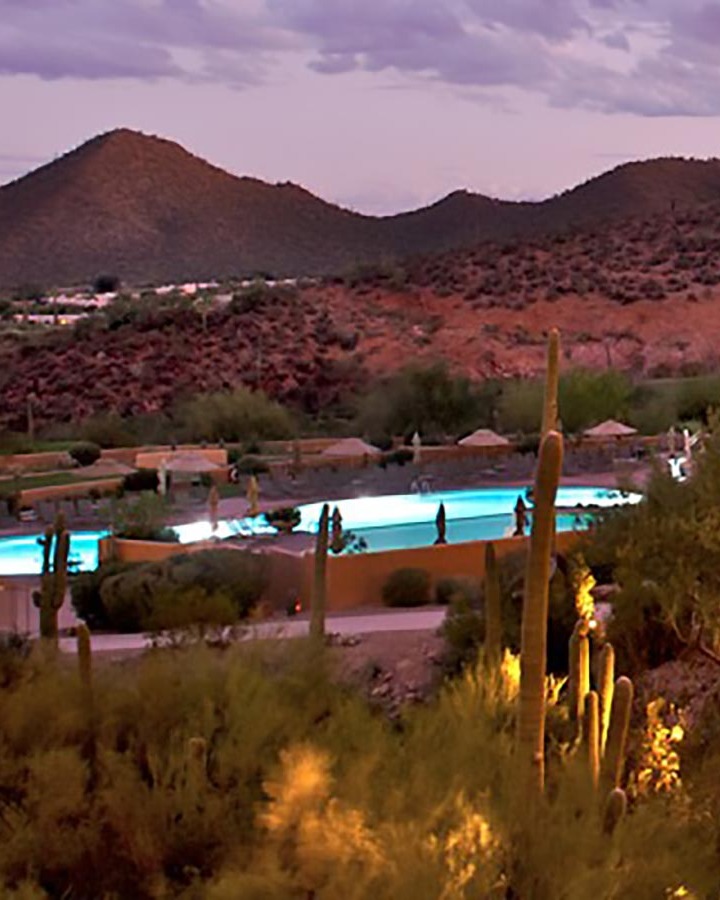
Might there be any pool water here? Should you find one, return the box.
[0,486,639,575]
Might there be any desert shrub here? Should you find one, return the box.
[79,412,136,447]
[0,632,32,688]
[176,388,295,443]
[121,468,159,493]
[69,441,101,467]
[440,595,484,675]
[358,362,491,439]
[382,568,431,607]
[70,561,139,629]
[93,274,120,293]
[96,549,268,631]
[233,454,269,475]
[263,507,301,531]
[435,575,481,606]
[111,492,178,542]
[497,379,544,433]
[383,447,413,467]
[143,586,240,645]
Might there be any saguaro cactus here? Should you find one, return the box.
[517,430,563,796]
[601,676,634,791]
[583,690,600,789]
[32,513,70,642]
[541,328,560,437]
[310,504,330,641]
[598,643,615,754]
[77,622,92,692]
[484,542,502,669]
[568,619,591,723]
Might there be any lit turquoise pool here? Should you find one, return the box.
[0,486,640,575]
[0,531,109,577]
[173,485,641,554]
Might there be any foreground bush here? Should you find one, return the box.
[0,644,715,898]
[381,568,431,607]
[72,549,268,632]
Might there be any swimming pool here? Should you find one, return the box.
[172,485,640,552]
[0,485,640,575]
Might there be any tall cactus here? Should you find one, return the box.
[568,619,591,723]
[310,504,330,642]
[517,430,563,796]
[484,542,502,669]
[583,690,600,790]
[32,513,70,642]
[541,328,560,437]
[598,643,615,755]
[600,676,634,791]
[77,622,92,692]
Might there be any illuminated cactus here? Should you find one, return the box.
[484,542,502,669]
[568,619,591,723]
[541,328,560,437]
[583,690,600,790]
[517,430,563,796]
[602,787,627,836]
[77,622,92,691]
[310,504,330,641]
[601,676,634,791]
[598,643,615,755]
[32,513,70,642]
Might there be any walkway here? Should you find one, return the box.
[58,607,447,655]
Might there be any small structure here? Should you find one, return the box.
[321,438,381,458]
[582,420,637,440]
[162,453,220,474]
[458,429,511,448]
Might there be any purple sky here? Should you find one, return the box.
[3,0,720,214]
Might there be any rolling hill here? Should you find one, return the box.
[2,129,720,288]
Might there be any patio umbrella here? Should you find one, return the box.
[412,431,422,465]
[321,438,381,457]
[458,429,511,448]
[162,453,220,473]
[71,459,137,478]
[583,420,637,439]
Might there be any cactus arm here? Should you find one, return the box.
[310,504,330,641]
[541,328,560,437]
[600,676,634,791]
[484,542,502,669]
[602,787,627,836]
[568,619,590,723]
[583,690,600,790]
[517,430,563,796]
[598,643,615,755]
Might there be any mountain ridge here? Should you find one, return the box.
[2,128,720,287]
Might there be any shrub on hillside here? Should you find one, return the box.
[435,576,481,607]
[69,441,101,467]
[71,561,139,630]
[440,595,485,676]
[382,568,431,608]
[176,387,295,443]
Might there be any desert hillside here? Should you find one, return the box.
[2,129,720,287]
[3,199,720,429]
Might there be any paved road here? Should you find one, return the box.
[58,607,447,654]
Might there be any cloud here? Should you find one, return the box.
[1,0,720,118]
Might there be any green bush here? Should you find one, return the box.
[143,586,239,643]
[381,568,431,607]
[69,441,101,467]
[435,575,481,606]
[111,492,178,542]
[70,561,139,629]
[94,549,269,631]
[263,506,301,532]
[176,388,295,443]
[440,595,485,675]
[233,454,270,475]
